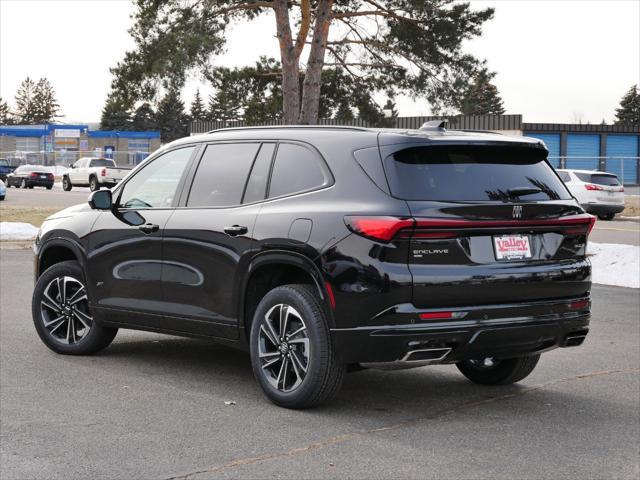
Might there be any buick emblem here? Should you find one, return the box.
[512,205,523,219]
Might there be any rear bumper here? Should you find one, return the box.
[26,180,54,187]
[331,296,591,364]
[581,203,625,215]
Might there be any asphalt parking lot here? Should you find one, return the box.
[0,249,638,479]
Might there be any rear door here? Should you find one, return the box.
[161,142,274,339]
[381,143,592,308]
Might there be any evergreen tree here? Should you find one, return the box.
[32,77,61,123]
[614,85,640,126]
[0,97,14,125]
[132,102,157,131]
[334,103,354,123]
[156,90,189,142]
[14,77,37,124]
[100,93,132,130]
[458,70,505,115]
[190,89,206,120]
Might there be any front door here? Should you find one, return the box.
[162,142,274,339]
[86,146,197,326]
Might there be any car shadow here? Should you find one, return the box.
[92,333,598,424]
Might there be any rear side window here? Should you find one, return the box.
[575,172,620,186]
[243,143,275,204]
[384,145,572,201]
[268,143,329,198]
[557,171,571,182]
[188,143,260,207]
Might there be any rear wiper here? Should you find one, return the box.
[506,187,542,197]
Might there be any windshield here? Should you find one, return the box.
[383,145,572,202]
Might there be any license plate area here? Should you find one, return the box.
[493,234,532,261]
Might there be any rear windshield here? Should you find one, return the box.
[383,145,571,201]
[89,159,116,167]
[575,172,620,186]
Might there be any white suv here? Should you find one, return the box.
[556,169,625,220]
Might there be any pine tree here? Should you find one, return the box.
[100,93,132,130]
[156,90,189,142]
[335,103,354,123]
[0,97,14,125]
[32,77,61,123]
[207,89,242,123]
[132,102,157,130]
[614,85,640,126]
[190,89,205,120]
[458,70,505,115]
[14,77,37,124]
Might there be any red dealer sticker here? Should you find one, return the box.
[493,235,532,261]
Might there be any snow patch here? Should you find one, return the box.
[0,222,39,241]
[587,242,639,289]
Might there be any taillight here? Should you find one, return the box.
[620,186,625,192]
[46,173,54,179]
[101,168,107,177]
[568,299,590,310]
[585,184,602,191]
[344,216,414,241]
[30,172,38,178]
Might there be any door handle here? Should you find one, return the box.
[139,223,159,234]
[224,225,248,236]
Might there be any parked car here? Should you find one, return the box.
[0,179,5,200]
[0,159,17,182]
[557,169,625,220]
[32,126,594,409]
[5,165,54,189]
[62,157,132,192]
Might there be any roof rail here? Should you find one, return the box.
[206,125,371,134]
[419,120,447,131]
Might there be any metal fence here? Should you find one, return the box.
[190,114,524,134]
[0,150,151,168]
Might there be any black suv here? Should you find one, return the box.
[32,125,593,408]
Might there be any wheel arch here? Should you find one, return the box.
[38,238,85,279]
[239,251,335,344]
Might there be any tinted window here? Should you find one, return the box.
[188,143,260,207]
[268,143,328,198]
[243,143,275,204]
[384,145,572,202]
[118,147,194,208]
[575,172,620,186]
[89,159,116,168]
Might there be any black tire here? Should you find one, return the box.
[46,184,53,190]
[20,178,27,188]
[32,260,118,355]
[456,354,540,386]
[0,195,4,201]
[598,213,615,221]
[89,176,99,192]
[249,284,345,409]
[62,176,72,191]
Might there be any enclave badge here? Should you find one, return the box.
[512,205,523,219]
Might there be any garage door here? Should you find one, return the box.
[605,135,638,184]
[566,134,599,170]
[524,133,561,167]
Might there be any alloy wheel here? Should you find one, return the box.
[258,304,310,392]
[40,276,92,344]
[468,357,500,369]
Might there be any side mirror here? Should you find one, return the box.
[88,189,112,210]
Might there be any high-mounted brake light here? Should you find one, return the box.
[344,216,414,241]
[585,184,602,191]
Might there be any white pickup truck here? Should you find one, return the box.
[62,157,132,191]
